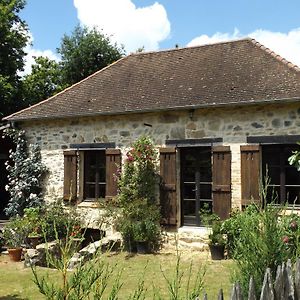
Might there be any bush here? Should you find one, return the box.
[42,201,82,241]
[118,198,161,251]
[281,213,300,259]
[228,204,287,297]
[3,216,30,248]
[3,129,47,217]
[116,136,162,252]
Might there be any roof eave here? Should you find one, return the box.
[5,97,300,123]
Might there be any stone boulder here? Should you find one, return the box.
[24,241,60,267]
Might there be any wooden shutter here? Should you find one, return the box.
[105,149,121,199]
[63,150,77,201]
[241,145,261,205]
[160,147,177,226]
[212,146,231,220]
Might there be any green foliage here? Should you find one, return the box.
[156,250,206,300]
[208,219,226,246]
[228,204,288,297]
[288,142,300,171]
[22,56,66,106]
[118,198,161,251]
[0,0,29,117]
[4,129,47,217]
[281,213,300,259]
[118,136,158,205]
[58,25,124,85]
[31,234,123,300]
[2,215,29,247]
[42,201,82,241]
[199,203,220,226]
[116,136,161,251]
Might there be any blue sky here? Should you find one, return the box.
[21,0,300,73]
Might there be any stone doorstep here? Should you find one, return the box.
[161,226,211,252]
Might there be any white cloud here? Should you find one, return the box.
[21,33,59,76]
[73,0,171,53]
[187,28,300,67]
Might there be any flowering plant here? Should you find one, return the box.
[2,216,29,248]
[118,136,158,205]
[117,136,161,251]
[3,129,47,217]
[281,214,300,258]
[70,225,82,239]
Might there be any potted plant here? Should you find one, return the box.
[3,217,28,261]
[200,203,220,226]
[118,198,161,253]
[208,219,226,260]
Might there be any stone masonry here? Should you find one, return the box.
[20,102,300,226]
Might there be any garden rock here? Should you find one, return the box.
[24,241,60,267]
[68,234,122,270]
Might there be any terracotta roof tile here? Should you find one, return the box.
[4,38,300,121]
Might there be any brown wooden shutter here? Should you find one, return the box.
[105,149,121,199]
[160,147,177,226]
[63,150,77,201]
[212,146,231,220]
[241,145,261,205]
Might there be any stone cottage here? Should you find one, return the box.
[3,38,300,228]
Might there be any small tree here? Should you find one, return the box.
[3,129,47,217]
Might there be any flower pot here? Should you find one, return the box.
[8,248,23,262]
[136,241,149,254]
[209,244,225,260]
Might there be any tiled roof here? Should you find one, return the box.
[4,38,300,121]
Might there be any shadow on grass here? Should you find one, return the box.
[0,295,29,300]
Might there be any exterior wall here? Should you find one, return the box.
[21,102,300,222]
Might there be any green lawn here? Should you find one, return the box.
[0,251,234,299]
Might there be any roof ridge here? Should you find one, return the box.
[249,38,300,72]
[3,55,129,121]
[130,37,252,57]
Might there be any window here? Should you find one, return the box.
[262,144,300,206]
[63,147,121,202]
[84,151,106,200]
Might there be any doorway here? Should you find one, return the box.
[180,147,212,226]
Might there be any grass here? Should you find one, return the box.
[0,250,234,299]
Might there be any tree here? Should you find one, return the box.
[58,25,124,85]
[23,56,65,106]
[0,0,29,117]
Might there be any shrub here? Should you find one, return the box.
[281,213,300,259]
[3,216,30,248]
[42,201,82,241]
[3,129,47,217]
[118,198,161,251]
[116,136,161,251]
[230,204,287,297]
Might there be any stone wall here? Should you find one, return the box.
[20,101,300,224]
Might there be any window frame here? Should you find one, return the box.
[83,150,106,201]
[261,144,300,206]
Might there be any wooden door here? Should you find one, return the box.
[160,148,177,226]
[212,146,231,220]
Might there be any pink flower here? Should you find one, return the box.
[127,156,134,162]
[290,220,298,231]
[282,236,289,244]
